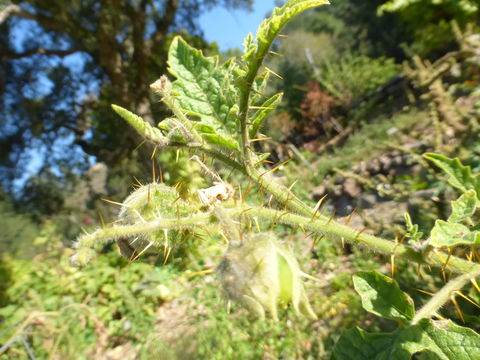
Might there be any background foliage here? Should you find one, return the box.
[1,0,480,358]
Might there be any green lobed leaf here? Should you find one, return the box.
[424,153,480,197]
[353,271,415,324]
[332,319,480,360]
[167,36,239,149]
[448,190,478,224]
[111,105,167,145]
[430,220,479,248]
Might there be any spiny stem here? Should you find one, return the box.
[170,142,245,174]
[74,212,212,251]
[246,166,315,218]
[412,268,480,324]
[76,205,480,275]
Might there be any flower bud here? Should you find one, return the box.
[217,233,316,320]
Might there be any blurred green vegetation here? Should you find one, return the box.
[1,0,480,358]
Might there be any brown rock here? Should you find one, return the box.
[344,178,362,197]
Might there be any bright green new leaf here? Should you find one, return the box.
[424,153,480,197]
[167,36,239,149]
[430,220,478,248]
[353,271,415,324]
[255,1,330,53]
[249,92,283,137]
[448,190,478,223]
[243,0,329,77]
[111,104,167,145]
[332,319,480,360]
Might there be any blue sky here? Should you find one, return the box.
[199,0,278,51]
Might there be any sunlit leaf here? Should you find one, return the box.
[424,153,480,197]
[333,319,480,360]
[167,36,239,149]
[430,220,478,248]
[448,190,478,224]
[353,271,415,324]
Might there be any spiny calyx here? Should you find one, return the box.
[217,232,317,321]
[116,183,195,259]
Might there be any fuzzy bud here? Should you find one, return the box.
[150,75,172,97]
[116,183,194,259]
[217,233,316,321]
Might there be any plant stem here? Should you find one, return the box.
[76,205,480,275]
[170,142,245,174]
[412,267,480,324]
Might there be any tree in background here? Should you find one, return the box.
[0,0,251,197]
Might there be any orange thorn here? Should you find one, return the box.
[240,208,253,215]
[101,198,124,207]
[261,159,291,176]
[132,176,143,187]
[200,224,212,237]
[310,194,328,221]
[451,295,465,323]
[150,145,157,160]
[355,227,368,241]
[250,88,268,97]
[287,181,298,192]
[263,65,283,79]
[171,195,182,206]
[443,248,453,270]
[158,166,164,183]
[186,269,214,277]
[454,291,480,309]
[250,137,272,142]
[326,211,336,225]
[283,194,292,211]
[314,235,325,247]
[466,250,474,261]
[130,242,154,263]
[269,50,283,56]
[267,195,273,208]
[414,288,434,296]
[391,254,397,277]
[152,159,157,182]
[133,140,146,152]
[471,279,480,294]
[398,234,407,245]
[249,106,275,110]
[243,181,253,202]
[98,212,105,228]
[344,209,356,226]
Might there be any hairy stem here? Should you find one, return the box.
[76,205,480,275]
[412,267,480,324]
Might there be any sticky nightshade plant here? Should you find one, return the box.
[72,0,480,356]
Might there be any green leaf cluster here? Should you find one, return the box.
[333,271,480,359]
[424,154,480,248]
[113,0,330,160]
